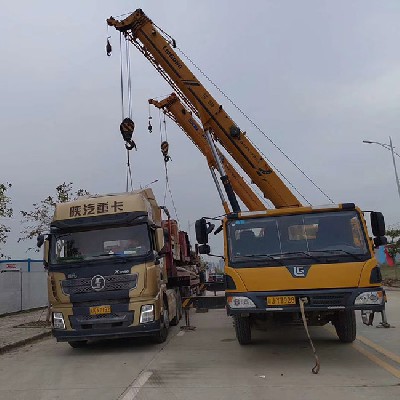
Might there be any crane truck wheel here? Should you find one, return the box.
[153,301,169,344]
[233,315,252,345]
[68,340,88,348]
[333,310,356,343]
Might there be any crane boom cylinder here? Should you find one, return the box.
[209,167,230,214]
[205,130,240,213]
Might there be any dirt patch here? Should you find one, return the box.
[383,278,400,288]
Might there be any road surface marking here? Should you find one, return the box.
[352,342,400,379]
[120,370,152,400]
[177,330,185,336]
[356,334,400,365]
[324,325,400,379]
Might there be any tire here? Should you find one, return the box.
[233,315,252,345]
[68,340,87,348]
[170,293,182,326]
[334,310,356,343]
[153,303,169,344]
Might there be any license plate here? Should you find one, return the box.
[266,296,296,306]
[90,305,111,315]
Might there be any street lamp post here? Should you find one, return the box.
[363,137,400,201]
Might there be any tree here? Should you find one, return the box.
[0,183,13,258]
[386,226,400,244]
[19,182,90,251]
[385,225,400,270]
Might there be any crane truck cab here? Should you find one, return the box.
[40,189,190,347]
[196,204,387,344]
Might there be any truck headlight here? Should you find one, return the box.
[227,296,256,309]
[354,291,384,305]
[140,304,155,323]
[53,312,65,329]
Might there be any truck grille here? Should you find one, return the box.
[310,293,348,306]
[61,274,138,295]
[70,312,134,330]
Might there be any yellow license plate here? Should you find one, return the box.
[90,305,111,315]
[266,296,296,306]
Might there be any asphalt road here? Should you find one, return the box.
[0,291,399,400]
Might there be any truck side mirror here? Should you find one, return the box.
[37,234,45,248]
[195,218,209,244]
[371,212,385,237]
[198,244,210,255]
[43,239,49,269]
[155,227,165,252]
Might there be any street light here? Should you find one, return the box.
[363,137,400,200]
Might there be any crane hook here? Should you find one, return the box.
[161,140,171,162]
[120,117,136,151]
[106,37,112,56]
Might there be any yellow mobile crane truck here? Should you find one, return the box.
[38,189,201,347]
[148,95,388,345]
[108,10,388,345]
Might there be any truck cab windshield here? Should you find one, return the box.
[50,224,151,264]
[227,211,369,267]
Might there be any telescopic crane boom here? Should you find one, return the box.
[149,93,266,212]
[107,10,301,209]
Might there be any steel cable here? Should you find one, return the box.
[176,47,334,204]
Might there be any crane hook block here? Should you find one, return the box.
[120,118,135,141]
[161,140,171,162]
[120,117,136,150]
[106,37,112,56]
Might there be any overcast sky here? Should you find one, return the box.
[1,0,399,259]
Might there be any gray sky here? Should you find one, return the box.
[1,0,400,259]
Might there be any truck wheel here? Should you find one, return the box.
[170,293,182,326]
[233,315,252,345]
[334,310,356,343]
[68,340,87,348]
[153,303,169,343]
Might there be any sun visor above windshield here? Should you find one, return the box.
[50,212,149,231]
[52,189,161,225]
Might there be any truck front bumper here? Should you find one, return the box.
[53,320,161,342]
[226,287,386,315]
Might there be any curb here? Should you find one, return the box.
[383,286,400,292]
[0,330,52,355]
[0,307,48,319]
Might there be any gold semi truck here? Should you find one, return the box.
[39,189,200,347]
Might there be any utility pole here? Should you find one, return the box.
[389,136,400,200]
[363,137,400,201]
